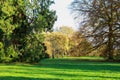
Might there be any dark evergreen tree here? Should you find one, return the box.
[0,0,57,62]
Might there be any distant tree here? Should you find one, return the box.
[57,26,75,56]
[44,32,69,58]
[57,26,75,35]
[69,31,92,56]
[71,0,120,60]
[44,31,92,58]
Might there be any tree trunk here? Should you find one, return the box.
[52,50,55,59]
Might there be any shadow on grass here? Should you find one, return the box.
[0,76,61,80]
[2,59,120,72]
[37,59,120,72]
[5,58,119,73]
[1,58,120,80]
[45,72,120,79]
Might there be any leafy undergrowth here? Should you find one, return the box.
[0,57,120,80]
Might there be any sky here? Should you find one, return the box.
[50,0,78,30]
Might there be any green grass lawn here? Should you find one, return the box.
[0,57,120,80]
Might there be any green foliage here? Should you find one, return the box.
[26,0,57,31]
[2,45,18,63]
[0,42,4,61]
[0,0,21,35]
[0,29,4,41]
[6,45,18,58]
[0,42,18,63]
[19,33,46,62]
[0,0,56,63]
[0,42,3,49]
[0,0,25,62]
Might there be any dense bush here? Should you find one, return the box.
[17,33,46,63]
[0,42,19,63]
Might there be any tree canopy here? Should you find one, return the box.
[0,0,56,63]
[71,0,120,60]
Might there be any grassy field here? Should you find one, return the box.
[0,57,120,80]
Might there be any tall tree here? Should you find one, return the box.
[26,0,57,31]
[0,0,57,62]
[0,0,24,54]
[12,0,57,62]
[71,0,120,59]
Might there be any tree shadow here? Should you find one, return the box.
[9,58,120,73]
[38,59,120,72]
[46,72,120,79]
[0,76,61,80]
[1,58,120,80]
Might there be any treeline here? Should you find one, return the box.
[0,0,56,63]
[44,26,120,60]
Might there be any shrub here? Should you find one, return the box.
[1,45,18,63]
[16,33,47,63]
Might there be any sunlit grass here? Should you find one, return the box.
[63,56,105,60]
[0,57,120,80]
